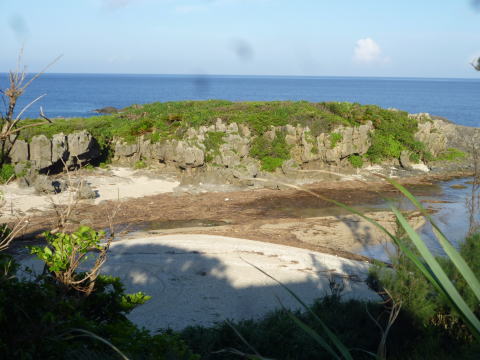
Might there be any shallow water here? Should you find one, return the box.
[358,177,478,261]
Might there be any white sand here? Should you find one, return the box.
[0,167,179,219]
[21,234,378,331]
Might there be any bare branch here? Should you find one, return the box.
[13,94,47,122]
[40,107,52,123]
[20,54,63,92]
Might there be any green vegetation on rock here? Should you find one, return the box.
[204,131,226,163]
[249,132,291,171]
[134,160,147,169]
[348,155,364,168]
[364,108,426,163]
[436,147,466,161]
[329,132,343,148]
[0,164,15,183]
[17,100,440,168]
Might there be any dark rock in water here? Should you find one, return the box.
[94,106,118,114]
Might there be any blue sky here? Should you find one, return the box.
[1,0,480,78]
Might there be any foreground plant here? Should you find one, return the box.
[30,226,112,294]
[0,49,61,166]
[233,177,480,359]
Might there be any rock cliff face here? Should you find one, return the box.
[7,113,474,186]
[10,130,100,173]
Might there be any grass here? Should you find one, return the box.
[18,100,414,141]
[180,295,476,360]
[436,148,466,161]
[348,154,364,168]
[134,160,147,169]
[329,132,343,148]
[249,131,291,171]
[15,100,453,169]
[204,131,226,163]
[0,164,15,183]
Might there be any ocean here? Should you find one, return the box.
[1,73,480,127]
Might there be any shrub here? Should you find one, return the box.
[17,100,434,167]
[180,294,471,360]
[409,152,421,163]
[204,131,225,163]
[348,155,364,168]
[329,132,343,148]
[368,231,480,342]
[0,164,15,183]
[367,133,404,163]
[436,148,466,161]
[30,226,117,294]
[134,160,147,169]
[260,156,285,172]
[249,132,291,172]
[0,255,197,359]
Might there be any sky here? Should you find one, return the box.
[1,0,480,78]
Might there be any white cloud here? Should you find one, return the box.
[353,38,389,64]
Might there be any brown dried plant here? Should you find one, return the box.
[0,48,61,165]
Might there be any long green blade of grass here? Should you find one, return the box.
[384,178,480,303]
[284,308,342,360]
[66,328,130,360]
[391,207,480,338]
[244,259,353,360]
[249,179,444,294]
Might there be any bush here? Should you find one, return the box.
[0,164,15,183]
[436,148,466,161]
[409,152,421,163]
[0,247,198,359]
[250,132,291,172]
[348,155,364,168]
[260,156,285,172]
[329,132,343,148]
[204,131,226,163]
[367,133,404,162]
[134,160,147,169]
[180,294,472,360]
[368,232,480,342]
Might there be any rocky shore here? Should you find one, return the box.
[6,112,479,194]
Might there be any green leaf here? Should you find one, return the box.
[245,260,353,360]
[384,178,480,303]
[391,207,480,338]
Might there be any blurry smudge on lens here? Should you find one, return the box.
[231,39,254,62]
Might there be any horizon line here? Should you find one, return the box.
[0,71,479,81]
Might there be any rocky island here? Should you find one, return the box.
[5,100,476,192]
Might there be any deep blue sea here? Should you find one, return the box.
[1,73,480,127]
